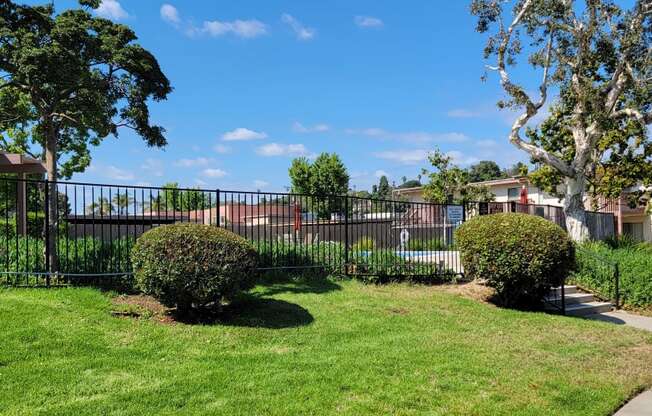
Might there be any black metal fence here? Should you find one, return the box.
[0,178,616,286]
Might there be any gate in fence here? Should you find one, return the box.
[0,178,615,286]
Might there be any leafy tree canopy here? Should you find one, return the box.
[468,160,505,182]
[422,149,495,204]
[471,0,652,240]
[0,0,171,179]
[288,153,350,217]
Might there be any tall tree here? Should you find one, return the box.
[468,160,504,182]
[288,153,349,217]
[422,149,495,204]
[0,0,171,267]
[375,175,392,199]
[472,0,652,241]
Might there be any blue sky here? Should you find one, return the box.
[45,0,540,192]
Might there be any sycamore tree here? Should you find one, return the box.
[0,0,171,268]
[471,0,652,241]
[422,149,496,204]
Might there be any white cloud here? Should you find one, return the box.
[96,0,129,20]
[281,14,315,40]
[477,139,498,148]
[256,143,311,157]
[355,16,384,28]
[292,121,329,133]
[201,19,268,39]
[106,165,135,181]
[346,128,468,143]
[160,4,180,25]
[446,151,480,166]
[254,179,269,189]
[141,158,164,177]
[194,178,208,187]
[374,170,390,178]
[374,149,479,166]
[213,144,230,154]
[174,157,214,168]
[222,128,268,141]
[202,168,228,178]
[374,149,429,165]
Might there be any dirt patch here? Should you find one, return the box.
[439,281,496,304]
[111,294,176,325]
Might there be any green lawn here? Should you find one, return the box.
[1,278,651,415]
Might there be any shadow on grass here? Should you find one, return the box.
[256,272,343,297]
[218,294,314,329]
[169,294,314,329]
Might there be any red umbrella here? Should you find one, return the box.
[519,185,529,205]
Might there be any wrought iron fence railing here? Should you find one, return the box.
[0,178,616,287]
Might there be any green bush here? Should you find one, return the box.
[256,240,344,275]
[406,238,447,251]
[455,213,575,309]
[0,236,137,289]
[351,237,375,252]
[350,250,457,284]
[573,241,652,308]
[131,224,258,314]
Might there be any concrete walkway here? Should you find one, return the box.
[585,311,652,415]
[585,310,652,333]
[613,390,652,416]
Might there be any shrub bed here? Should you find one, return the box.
[455,213,575,308]
[573,241,652,309]
[131,224,258,314]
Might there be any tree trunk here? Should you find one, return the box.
[563,175,590,242]
[44,125,58,276]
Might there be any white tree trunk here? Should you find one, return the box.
[563,175,590,242]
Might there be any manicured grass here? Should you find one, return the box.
[1,278,652,415]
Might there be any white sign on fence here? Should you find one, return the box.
[446,205,464,224]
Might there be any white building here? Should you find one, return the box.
[393,177,652,243]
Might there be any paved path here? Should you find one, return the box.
[585,311,652,415]
[613,390,652,416]
[585,310,652,332]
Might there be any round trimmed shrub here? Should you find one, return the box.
[455,213,575,308]
[131,223,258,314]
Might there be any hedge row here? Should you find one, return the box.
[572,241,652,308]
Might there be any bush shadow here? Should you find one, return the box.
[217,294,314,329]
[256,272,343,297]
[168,293,314,329]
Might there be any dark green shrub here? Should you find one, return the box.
[573,241,652,308]
[131,224,258,314]
[455,213,575,308]
[256,240,344,275]
[407,238,447,251]
[351,237,375,252]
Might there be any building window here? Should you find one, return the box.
[535,206,545,217]
[623,222,644,242]
[507,187,520,201]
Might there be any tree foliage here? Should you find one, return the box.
[288,153,350,217]
[468,160,504,182]
[0,0,171,178]
[422,149,495,204]
[472,0,652,240]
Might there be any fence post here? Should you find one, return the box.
[44,180,51,287]
[344,196,349,276]
[614,262,620,310]
[216,189,221,227]
[561,280,566,315]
